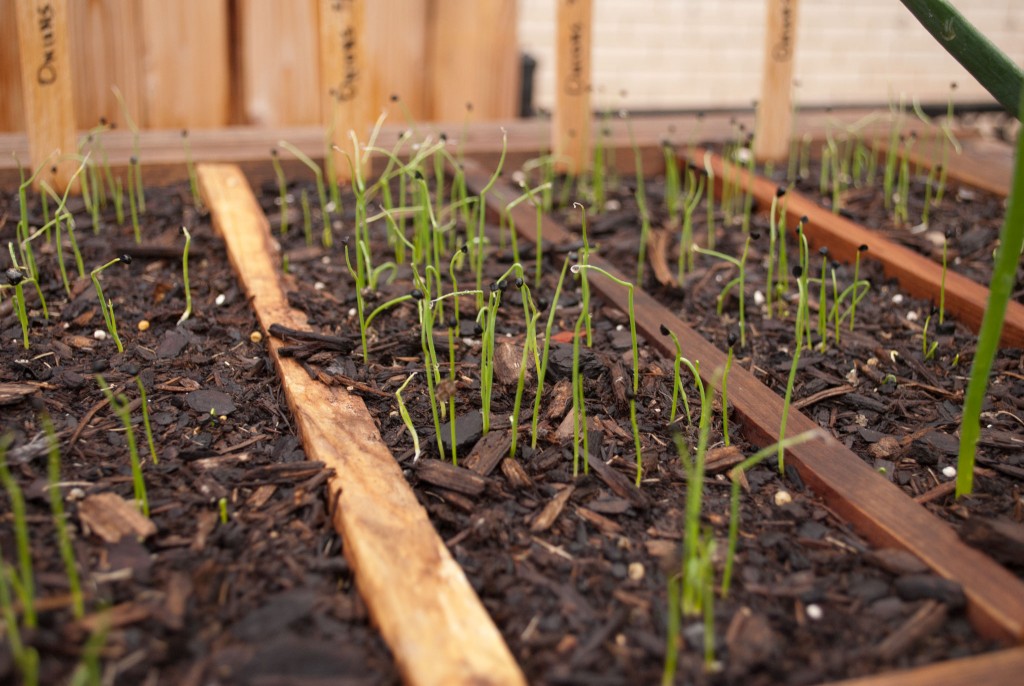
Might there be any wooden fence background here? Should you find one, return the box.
[0,0,520,133]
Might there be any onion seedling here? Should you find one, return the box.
[530,258,572,449]
[270,149,290,236]
[816,246,830,349]
[178,227,193,326]
[765,187,787,318]
[0,551,39,686]
[570,305,589,477]
[848,244,868,331]
[0,433,36,629]
[676,166,706,281]
[721,429,823,597]
[279,140,332,248]
[3,264,33,349]
[510,277,541,459]
[395,372,421,462]
[96,376,149,516]
[721,332,738,447]
[41,415,83,618]
[939,231,949,324]
[127,157,142,243]
[571,264,643,485]
[703,151,716,249]
[91,254,132,353]
[922,308,940,361]
[778,266,809,473]
[659,324,692,425]
[472,130,508,304]
[181,129,202,209]
[693,236,752,348]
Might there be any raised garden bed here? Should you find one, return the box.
[2,115,1023,685]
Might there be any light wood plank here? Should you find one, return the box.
[552,0,592,175]
[820,647,1024,686]
[66,0,143,131]
[236,0,321,126]
[427,0,519,122]
[14,0,78,191]
[754,0,800,163]
[365,0,429,126]
[197,163,526,686]
[318,0,372,184]
[139,0,230,129]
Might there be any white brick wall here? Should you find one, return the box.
[519,0,1024,111]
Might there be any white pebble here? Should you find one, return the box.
[215,293,227,306]
[892,294,904,304]
[321,255,331,265]
[806,604,824,621]
[603,199,621,212]
[616,324,624,332]
[774,490,793,507]
[942,466,957,479]
[314,281,326,291]
[628,562,645,581]
[93,329,107,341]
[348,307,357,318]
[906,310,919,322]
[753,290,765,306]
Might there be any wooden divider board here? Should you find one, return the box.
[426,0,519,123]
[67,0,143,131]
[553,0,592,175]
[139,0,230,129]
[692,147,1024,348]
[753,0,800,163]
[821,647,1024,686]
[0,0,27,132]
[364,0,429,125]
[237,0,321,126]
[14,0,78,191]
[461,158,1024,643]
[197,163,526,686]
[319,0,371,184]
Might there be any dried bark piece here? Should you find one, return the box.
[500,458,533,490]
[0,382,39,406]
[874,600,947,661]
[77,492,157,543]
[414,459,486,497]
[575,506,623,535]
[647,227,678,287]
[530,485,575,532]
[960,517,1024,568]
[463,429,512,476]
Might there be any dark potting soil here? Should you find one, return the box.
[250,161,1010,684]
[0,185,398,685]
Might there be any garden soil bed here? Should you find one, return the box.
[1,134,1021,685]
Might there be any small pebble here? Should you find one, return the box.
[250,331,263,343]
[348,307,357,318]
[215,293,227,306]
[892,294,904,304]
[628,562,645,581]
[137,320,150,331]
[942,465,957,478]
[774,490,793,507]
[753,290,765,306]
[321,255,331,265]
[93,329,107,341]
[67,487,85,501]
[806,604,824,621]
[314,281,326,291]
[906,310,919,322]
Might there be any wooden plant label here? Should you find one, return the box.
[14,0,78,192]
[754,0,800,164]
[553,0,592,175]
[319,0,370,184]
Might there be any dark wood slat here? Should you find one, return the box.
[461,159,1024,643]
[819,647,1024,686]
[688,147,1024,348]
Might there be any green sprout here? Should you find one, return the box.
[693,233,753,348]
[922,308,940,361]
[178,227,193,326]
[41,415,83,618]
[96,376,149,516]
[181,129,202,209]
[0,558,38,686]
[676,166,706,281]
[279,140,332,247]
[779,265,809,473]
[571,264,643,486]
[218,497,229,525]
[395,372,422,462]
[0,433,36,629]
[530,258,571,449]
[270,149,290,236]
[939,231,949,325]
[91,254,132,353]
[721,332,738,447]
[659,324,692,425]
